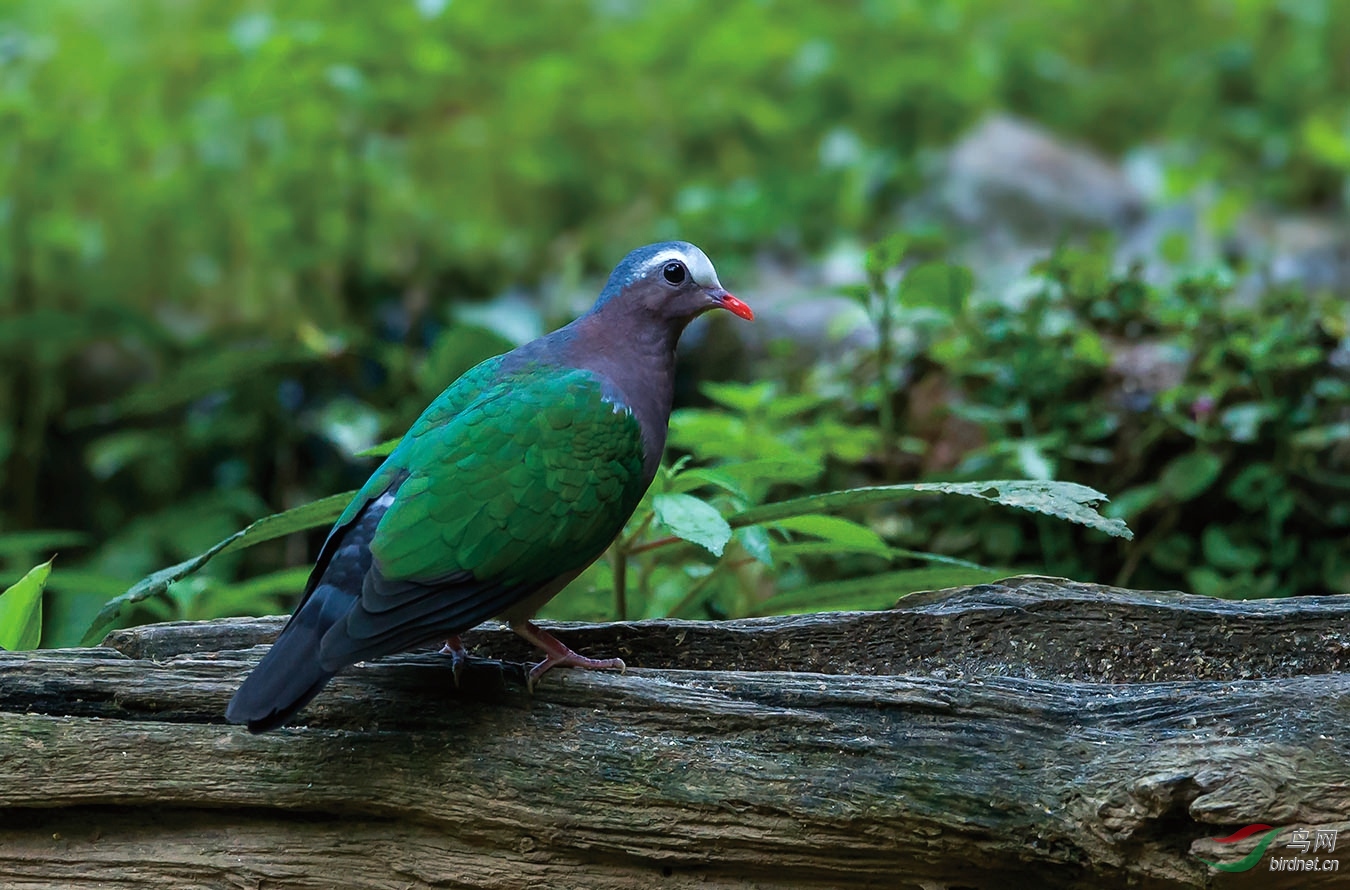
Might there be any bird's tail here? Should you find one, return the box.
[225,583,351,733]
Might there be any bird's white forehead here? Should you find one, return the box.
[636,246,722,289]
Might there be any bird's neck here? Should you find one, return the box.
[563,307,682,479]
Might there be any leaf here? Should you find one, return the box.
[354,437,402,458]
[666,459,823,499]
[714,458,824,486]
[731,480,1133,540]
[734,526,774,567]
[81,490,355,644]
[1159,451,1223,502]
[1292,422,1350,450]
[899,262,974,316]
[1220,402,1277,444]
[1201,525,1263,572]
[865,232,911,279]
[652,493,733,557]
[1015,441,1054,481]
[86,430,170,479]
[665,466,748,499]
[1103,484,1160,521]
[773,514,891,555]
[700,380,775,413]
[191,567,315,620]
[0,530,90,560]
[0,559,53,651]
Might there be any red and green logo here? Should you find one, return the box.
[1197,824,1281,872]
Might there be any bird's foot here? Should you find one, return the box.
[510,620,626,692]
[439,635,470,687]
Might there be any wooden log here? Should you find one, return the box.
[1,575,1348,889]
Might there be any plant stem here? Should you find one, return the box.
[871,271,897,467]
[612,548,628,621]
[666,557,756,619]
[611,511,656,620]
[665,565,720,619]
[627,534,681,556]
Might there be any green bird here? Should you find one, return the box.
[226,242,753,731]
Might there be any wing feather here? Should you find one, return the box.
[317,366,647,668]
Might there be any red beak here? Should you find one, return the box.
[716,292,754,320]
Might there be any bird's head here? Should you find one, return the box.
[594,241,753,326]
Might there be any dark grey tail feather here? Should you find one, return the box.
[226,582,352,733]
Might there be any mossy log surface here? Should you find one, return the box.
[2,575,1348,889]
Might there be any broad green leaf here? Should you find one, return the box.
[663,455,694,477]
[731,480,1133,540]
[1226,463,1277,510]
[899,262,974,316]
[666,459,822,500]
[1201,526,1264,572]
[837,283,871,309]
[764,392,832,422]
[82,490,355,644]
[770,541,892,560]
[665,466,747,499]
[355,437,402,458]
[865,232,911,278]
[773,514,890,555]
[1103,484,1160,520]
[734,526,774,567]
[0,530,90,560]
[213,566,315,601]
[652,493,732,557]
[1158,451,1223,502]
[86,430,168,479]
[700,380,775,413]
[1303,113,1350,167]
[187,567,316,621]
[715,458,823,486]
[0,559,53,651]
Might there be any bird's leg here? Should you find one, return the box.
[510,620,626,691]
[438,635,470,687]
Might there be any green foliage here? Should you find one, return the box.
[3,0,1348,643]
[652,494,733,559]
[92,467,1125,636]
[589,474,1126,622]
[0,559,52,650]
[81,492,353,644]
[850,238,1350,601]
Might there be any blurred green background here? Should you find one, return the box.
[2,0,1349,646]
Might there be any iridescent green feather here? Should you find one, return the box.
[370,365,646,587]
[329,354,509,531]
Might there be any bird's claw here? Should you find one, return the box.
[526,653,626,693]
[512,619,625,692]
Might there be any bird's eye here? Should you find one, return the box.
[662,261,687,285]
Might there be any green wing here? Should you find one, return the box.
[333,354,510,530]
[370,365,647,587]
[298,354,510,602]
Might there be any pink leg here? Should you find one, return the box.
[510,620,626,691]
[438,635,469,687]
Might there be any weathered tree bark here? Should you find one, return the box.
[1,575,1348,889]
